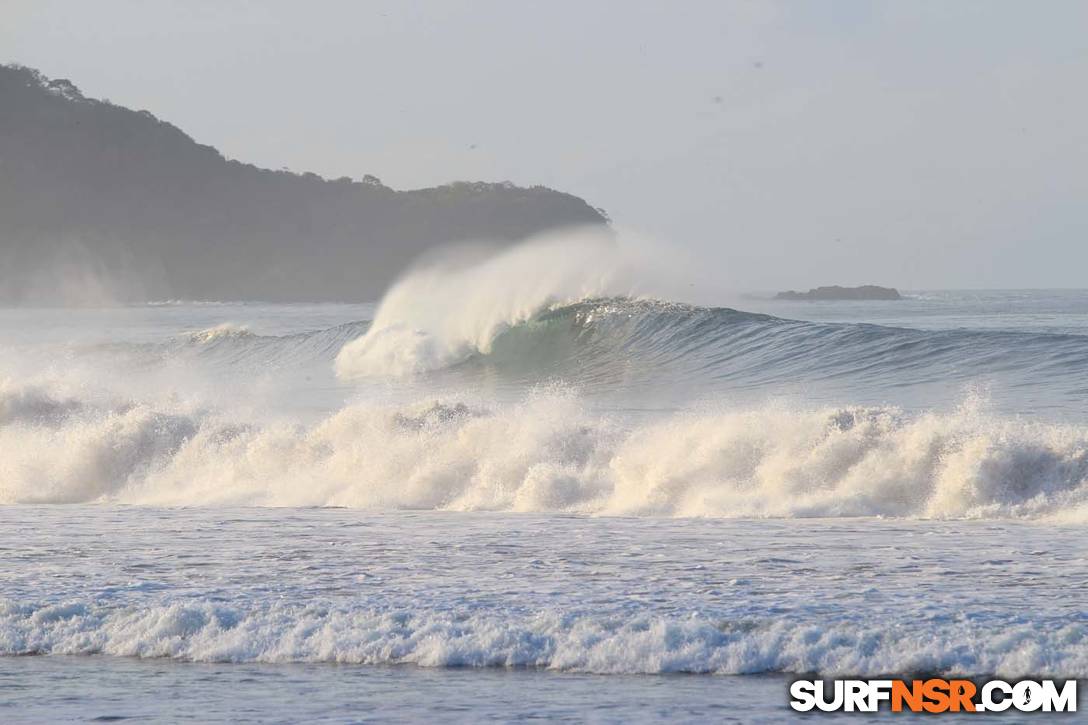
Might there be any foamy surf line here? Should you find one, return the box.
[3,378,1088,519]
[2,598,1085,677]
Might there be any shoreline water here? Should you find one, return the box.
[5,508,1081,722]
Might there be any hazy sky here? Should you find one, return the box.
[4,0,1086,290]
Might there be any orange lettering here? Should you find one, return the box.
[922,679,951,713]
[892,680,924,712]
[949,680,976,712]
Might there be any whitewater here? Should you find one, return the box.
[3,237,1088,720]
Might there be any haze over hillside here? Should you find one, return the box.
[0,64,608,304]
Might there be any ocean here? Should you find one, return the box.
[2,278,1088,720]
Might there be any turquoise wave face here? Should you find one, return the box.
[438,297,1088,415]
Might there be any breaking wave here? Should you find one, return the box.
[451,298,1088,397]
[335,231,626,377]
[3,598,1084,676]
[332,235,1088,396]
[73,297,1088,409]
[3,379,1088,520]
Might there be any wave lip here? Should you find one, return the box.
[185,323,255,344]
[2,598,1085,677]
[335,230,626,378]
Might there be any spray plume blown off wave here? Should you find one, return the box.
[335,229,649,377]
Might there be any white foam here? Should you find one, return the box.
[2,598,1084,676]
[185,323,254,344]
[3,379,1088,519]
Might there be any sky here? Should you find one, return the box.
[3,0,1086,291]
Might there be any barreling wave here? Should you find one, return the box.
[3,597,1084,676]
[328,295,1088,420]
[335,230,627,377]
[47,235,1088,402]
[3,378,1088,520]
[74,298,1088,406]
[330,235,1088,400]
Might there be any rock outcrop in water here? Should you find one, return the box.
[775,285,901,301]
[0,64,609,303]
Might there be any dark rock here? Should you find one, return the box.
[775,285,901,301]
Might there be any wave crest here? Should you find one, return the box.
[185,323,255,344]
[335,229,629,377]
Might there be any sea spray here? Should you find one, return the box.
[3,378,1088,519]
[335,228,661,377]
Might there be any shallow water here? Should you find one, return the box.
[4,658,1032,723]
[3,508,1083,721]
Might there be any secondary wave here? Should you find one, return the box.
[3,379,1088,519]
[3,598,1083,676]
[79,319,371,372]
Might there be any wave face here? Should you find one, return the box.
[463,297,1088,393]
[3,379,1088,519]
[64,296,1088,418]
[329,239,1088,414]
